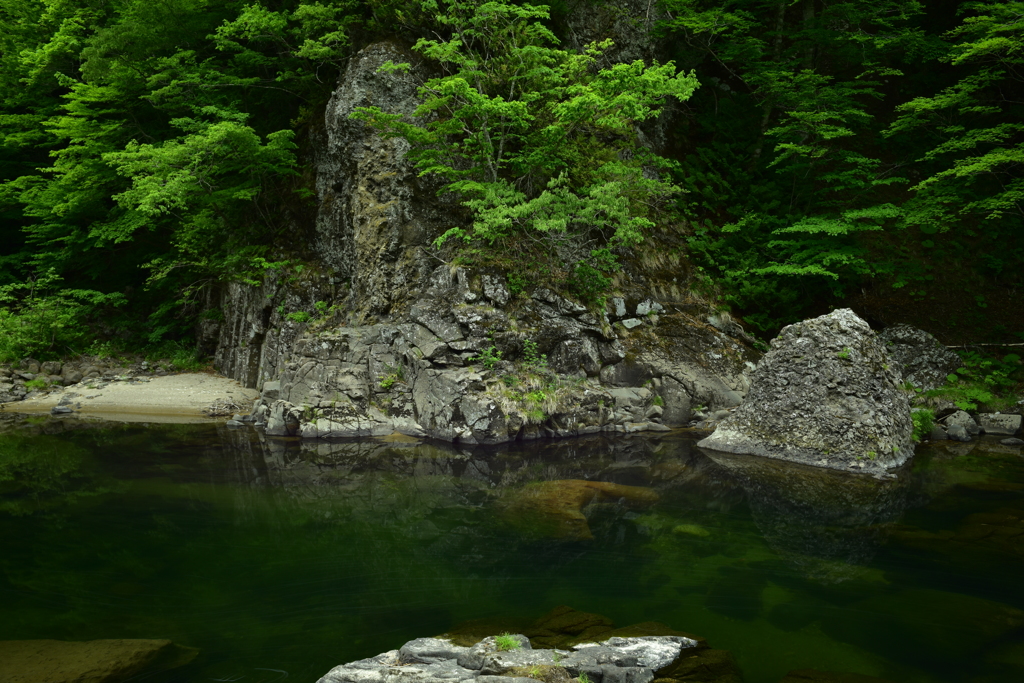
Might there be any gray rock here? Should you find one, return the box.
[322,635,696,683]
[594,636,697,671]
[706,312,753,344]
[947,423,971,442]
[226,420,245,427]
[598,340,626,364]
[878,324,961,391]
[40,361,61,375]
[319,651,399,683]
[400,638,471,665]
[550,338,601,376]
[411,301,464,343]
[458,635,532,671]
[611,298,627,318]
[1001,438,1024,446]
[621,318,643,329]
[978,413,1022,436]
[482,275,510,307]
[266,400,301,436]
[475,677,537,683]
[928,424,947,441]
[698,309,913,473]
[635,300,663,316]
[658,376,691,426]
[943,410,980,436]
[262,380,282,401]
[50,405,73,415]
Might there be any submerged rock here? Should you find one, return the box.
[0,639,196,683]
[500,480,659,541]
[822,588,1024,666]
[699,309,912,475]
[779,670,894,683]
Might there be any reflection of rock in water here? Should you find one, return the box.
[699,447,911,583]
[214,429,699,583]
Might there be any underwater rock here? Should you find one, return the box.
[500,480,659,541]
[0,639,197,683]
[699,309,913,475]
[779,670,894,683]
[889,506,1024,571]
[525,606,616,648]
[823,588,1024,665]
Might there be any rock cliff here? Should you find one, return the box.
[202,35,760,444]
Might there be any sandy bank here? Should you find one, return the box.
[0,373,259,424]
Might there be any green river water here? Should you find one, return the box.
[2,415,1024,683]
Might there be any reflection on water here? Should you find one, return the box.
[699,448,911,584]
[1,415,1023,683]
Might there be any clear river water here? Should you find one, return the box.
[2,414,1023,683]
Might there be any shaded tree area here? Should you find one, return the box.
[0,0,1020,361]
[663,0,1023,338]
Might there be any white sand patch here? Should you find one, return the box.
[1,373,259,424]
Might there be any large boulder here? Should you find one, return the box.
[698,309,913,475]
[877,324,960,391]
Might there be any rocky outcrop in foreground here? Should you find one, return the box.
[699,309,913,475]
[318,635,697,683]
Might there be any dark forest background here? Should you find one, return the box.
[1,0,1021,361]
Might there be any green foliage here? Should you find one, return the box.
[662,0,1022,332]
[578,674,591,683]
[521,339,547,370]
[836,347,851,360]
[145,339,207,372]
[0,270,126,362]
[494,633,521,652]
[23,378,51,390]
[887,2,1024,233]
[286,311,312,324]
[471,344,503,370]
[379,363,406,390]
[911,409,935,443]
[353,0,698,300]
[926,350,1023,410]
[0,0,365,346]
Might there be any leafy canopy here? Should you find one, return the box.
[352,0,698,269]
